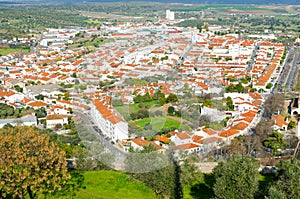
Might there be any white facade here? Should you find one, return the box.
[166,10,175,20]
[46,115,68,129]
[91,100,129,142]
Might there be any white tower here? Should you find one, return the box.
[166,10,170,19]
[166,10,175,20]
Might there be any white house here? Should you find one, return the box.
[46,114,69,129]
[91,99,128,142]
[170,131,191,146]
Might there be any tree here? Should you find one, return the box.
[35,94,45,101]
[288,120,296,129]
[266,159,300,199]
[266,83,273,89]
[226,96,234,111]
[166,93,178,103]
[224,138,247,156]
[168,106,175,115]
[34,107,47,118]
[125,147,182,199]
[0,126,70,199]
[235,82,244,93]
[225,85,235,93]
[14,85,23,93]
[159,96,167,105]
[64,92,70,100]
[213,156,259,199]
[264,130,287,156]
[263,93,284,119]
[203,98,212,107]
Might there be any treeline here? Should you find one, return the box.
[0,103,46,119]
[126,144,300,199]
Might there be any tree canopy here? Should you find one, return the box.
[266,159,300,199]
[0,126,70,199]
[213,156,259,199]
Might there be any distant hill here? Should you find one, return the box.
[0,0,299,4]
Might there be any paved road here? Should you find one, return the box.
[274,48,300,94]
[74,111,126,169]
[286,50,299,92]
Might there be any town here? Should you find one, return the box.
[1,2,300,199]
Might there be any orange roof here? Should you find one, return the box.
[0,89,15,97]
[203,128,217,135]
[175,143,200,150]
[155,135,170,143]
[46,114,69,120]
[93,99,124,124]
[20,98,31,104]
[272,115,288,128]
[219,128,239,138]
[132,137,149,147]
[232,122,249,131]
[170,132,190,140]
[201,137,223,144]
[27,101,47,107]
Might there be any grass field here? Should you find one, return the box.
[49,170,156,199]
[115,100,160,120]
[0,47,30,56]
[131,116,191,133]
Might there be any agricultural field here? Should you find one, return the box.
[0,47,30,56]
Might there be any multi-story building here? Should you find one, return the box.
[91,99,128,142]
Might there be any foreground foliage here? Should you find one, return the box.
[0,126,70,199]
[213,156,260,199]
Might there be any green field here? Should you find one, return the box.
[0,47,30,56]
[131,116,191,133]
[50,170,157,199]
[115,101,160,120]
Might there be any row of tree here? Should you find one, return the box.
[0,103,46,119]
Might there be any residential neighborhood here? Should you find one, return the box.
[1,2,300,198]
[0,19,298,156]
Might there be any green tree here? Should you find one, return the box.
[266,83,273,89]
[264,130,287,156]
[159,96,167,105]
[213,156,259,199]
[225,84,235,93]
[235,82,244,93]
[64,92,70,100]
[168,106,175,115]
[266,159,300,199]
[14,85,23,93]
[166,93,178,103]
[203,98,213,107]
[288,121,296,129]
[0,126,70,199]
[35,94,45,100]
[125,147,182,198]
[34,107,47,118]
[226,96,234,111]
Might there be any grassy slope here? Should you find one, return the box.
[50,170,156,199]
